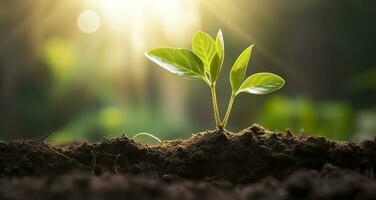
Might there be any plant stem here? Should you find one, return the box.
[210,84,221,128]
[221,93,235,128]
[132,132,162,143]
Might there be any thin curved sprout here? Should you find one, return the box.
[131,132,162,143]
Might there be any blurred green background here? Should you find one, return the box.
[0,0,375,142]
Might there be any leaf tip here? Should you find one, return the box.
[144,51,150,58]
[144,50,152,60]
[217,29,223,36]
[241,45,253,56]
[280,76,286,87]
[144,49,156,60]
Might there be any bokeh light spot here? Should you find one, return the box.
[77,10,100,33]
[44,38,76,79]
[100,107,124,127]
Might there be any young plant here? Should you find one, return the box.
[145,30,285,130]
[132,132,162,143]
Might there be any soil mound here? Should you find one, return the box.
[0,124,375,199]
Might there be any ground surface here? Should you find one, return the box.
[0,124,375,200]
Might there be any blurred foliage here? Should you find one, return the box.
[354,110,376,140]
[50,104,192,143]
[44,38,76,81]
[257,96,352,140]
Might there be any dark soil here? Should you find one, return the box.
[0,124,375,200]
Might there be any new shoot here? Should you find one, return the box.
[132,132,162,143]
[145,30,285,130]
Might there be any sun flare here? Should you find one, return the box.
[85,0,200,42]
[77,10,100,34]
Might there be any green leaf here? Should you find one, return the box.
[230,45,253,93]
[215,30,224,61]
[192,31,216,74]
[210,53,221,83]
[237,72,285,95]
[210,30,225,83]
[145,47,205,79]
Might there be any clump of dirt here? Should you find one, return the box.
[0,124,375,199]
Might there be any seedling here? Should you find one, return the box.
[132,132,162,143]
[145,30,285,130]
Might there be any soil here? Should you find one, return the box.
[0,124,375,200]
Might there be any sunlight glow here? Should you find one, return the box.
[77,10,101,33]
[87,0,200,41]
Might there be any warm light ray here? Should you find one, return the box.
[86,0,200,40]
[202,0,298,79]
